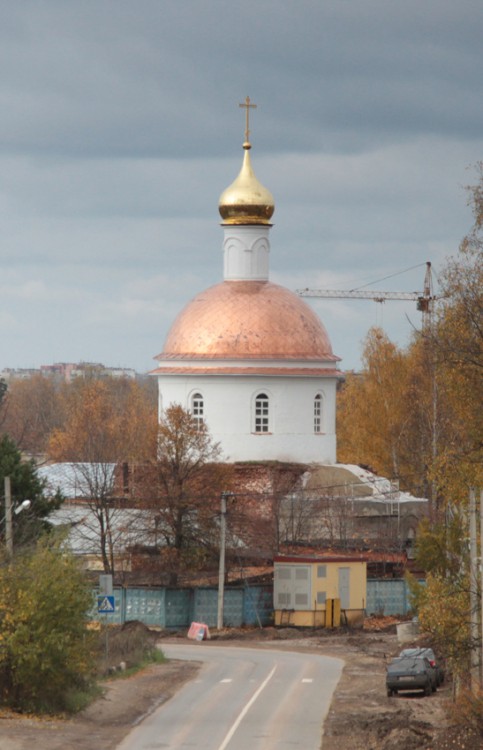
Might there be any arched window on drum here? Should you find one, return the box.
[314,393,324,434]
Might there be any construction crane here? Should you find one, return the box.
[297,261,435,330]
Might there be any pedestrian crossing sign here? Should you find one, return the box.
[97,595,115,613]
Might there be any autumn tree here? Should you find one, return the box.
[337,328,424,487]
[139,404,231,585]
[391,167,483,694]
[427,166,483,502]
[49,377,158,464]
[407,168,483,693]
[0,374,63,457]
[47,378,158,573]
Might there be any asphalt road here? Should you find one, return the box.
[116,643,343,750]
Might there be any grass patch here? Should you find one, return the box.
[104,647,166,681]
[62,682,104,713]
[95,620,165,677]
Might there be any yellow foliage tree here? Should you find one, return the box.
[338,166,482,514]
[49,377,158,464]
[337,327,423,487]
[427,168,483,502]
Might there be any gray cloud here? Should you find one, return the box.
[0,1,481,373]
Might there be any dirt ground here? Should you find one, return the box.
[0,623,480,750]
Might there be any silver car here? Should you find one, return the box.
[386,656,437,697]
[398,647,444,686]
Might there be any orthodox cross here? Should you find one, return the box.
[239,96,257,143]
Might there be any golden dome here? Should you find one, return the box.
[160,281,336,360]
[219,143,275,225]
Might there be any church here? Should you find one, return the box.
[152,100,341,465]
[40,105,427,582]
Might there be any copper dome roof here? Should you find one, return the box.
[160,281,336,361]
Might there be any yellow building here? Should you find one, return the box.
[273,554,367,628]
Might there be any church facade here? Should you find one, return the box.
[153,108,341,464]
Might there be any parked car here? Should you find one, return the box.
[398,647,445,686]
[386,656,437,696]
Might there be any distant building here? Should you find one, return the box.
[2,362,137,383]
[0,367,39,381]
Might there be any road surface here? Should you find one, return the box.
[116,642,343,750]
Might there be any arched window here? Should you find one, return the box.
[314,393,323,433]
[191,392,204,430]
[254,393,269,433]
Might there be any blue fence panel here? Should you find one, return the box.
[191,588,244,627]
[366,579,412,616]
[165,589,192,628]
[192,587,219,627]
[125,588,165,627]
[89,580,418,627]
[222,589,244,627]
[243,585,273,626]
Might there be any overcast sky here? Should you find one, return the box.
[1,1,482,374]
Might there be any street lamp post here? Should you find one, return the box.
[3,476,31,557]
[217,492,227,630]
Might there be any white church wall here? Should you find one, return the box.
[157,373,337,464]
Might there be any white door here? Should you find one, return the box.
[338,567,350,609]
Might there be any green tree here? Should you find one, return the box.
[407,512,474,682]
[0,435,63,548]
[0,537,96,713]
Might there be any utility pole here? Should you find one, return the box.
[4,476,13,557]
[469,488,480,692]
[480,489,483,687]
[217,492,227,630]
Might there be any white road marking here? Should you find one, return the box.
[217,666,277,750]
[302,678,313,683]
[221,678,233,683]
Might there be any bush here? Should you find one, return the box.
[0,537,96,713]
[448,686,483,736]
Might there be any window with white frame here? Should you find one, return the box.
[314,393,323,433]
[254,393,269,433]
[191,392,204,430]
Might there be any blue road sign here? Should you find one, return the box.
[97,595,115,613]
